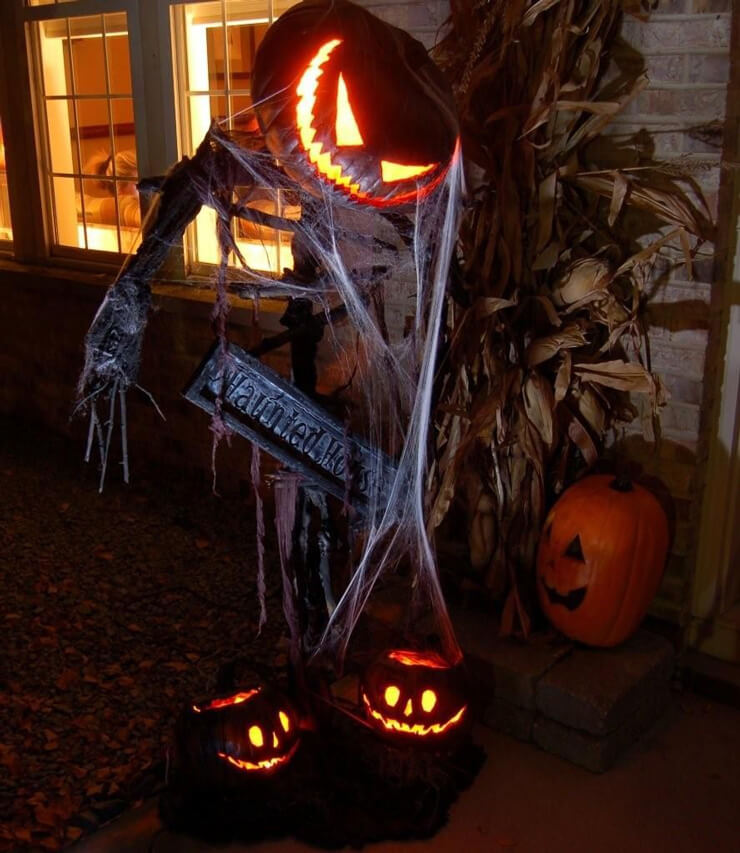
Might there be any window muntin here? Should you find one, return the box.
[35,11,141,255]
[0,118,12,242]
[176,0,298,274]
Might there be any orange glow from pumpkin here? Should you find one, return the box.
[218,740,299,773]
[388,649,451,669]
[335,72,364,146]
[380,161,435,182]
[192,689,260,713]
[421,689,437,713]
[296,39,360,193]
[295,40,455,207]
[384,685,401,708]
[362,692,466,737]
[279,710,291,732]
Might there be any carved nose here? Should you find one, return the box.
[273,731,279,748]
[403,699,413,717]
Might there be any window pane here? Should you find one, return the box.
[117,182,142,255]
[231,93,257,134]
[226,18,269,93]
[51,175,84,249]
[36,13,139,256]
[77,98,113,173]
[39,24,72,97]
[45,98,80,174]
[273,0,297,17]
[209,94,228,126]
[0,118,12,242]
[82,176,120,252]
[105,19,133,94]
[184,2,225,92]
[177,1,299,273]
[70,16,107,96]
[110,98,136,169]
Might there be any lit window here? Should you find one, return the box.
[0,118,12,242]
[174,0,298,274]
[34,12,141,255]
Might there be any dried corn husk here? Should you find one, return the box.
[431,0,711,637]
[554,258,611,305]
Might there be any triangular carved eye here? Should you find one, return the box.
[335,73,364,146]
[564,535,585,562]
[380,160,436,182]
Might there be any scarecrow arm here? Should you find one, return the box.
[78,133,215,400]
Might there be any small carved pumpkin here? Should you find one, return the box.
[177,686,300,782]
[537,475,669,646]
[253,0,459,209]
[361,649,468,744]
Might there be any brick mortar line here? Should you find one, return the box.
[663,400,703,411]
[650,369,705,382]
[609,115,724,126]
[631,13,732,21]
[642,83,730,90]
[532,646,576,699]
[625,47,729,56]
[660,430,704,442]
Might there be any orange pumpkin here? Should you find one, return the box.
[361,649,468,745]
[177,686,300,785]
[536,475,669,646]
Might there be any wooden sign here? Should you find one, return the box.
[184,342,398,515]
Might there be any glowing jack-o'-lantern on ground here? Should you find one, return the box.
[361,649,468,744]
[252,0,459,209]
[177,686,300,782]
[537,475,669,647]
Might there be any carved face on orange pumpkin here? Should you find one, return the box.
[178,686,300,782]
[253,0,459,209]
[361,649,467,743]
[537,475,669,647]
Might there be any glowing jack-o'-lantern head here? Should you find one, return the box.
[177,686,300,783]
[361,649,468,744]
[537,474,669,647]
[253,0,459,209]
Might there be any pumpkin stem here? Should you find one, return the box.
[610,474,633,493]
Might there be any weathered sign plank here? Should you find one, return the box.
[184,342,398,514]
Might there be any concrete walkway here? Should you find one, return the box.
[74,690,739,853]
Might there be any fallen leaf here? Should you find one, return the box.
[55,669,80,691]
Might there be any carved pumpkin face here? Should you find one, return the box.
[537,475,669,647]
[253,0,459,209]
[177,686,300,782]
[361,649,468,743]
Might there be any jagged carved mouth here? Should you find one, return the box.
[542,582,587,611]
[362,693,466,737]
[218,740,299,773]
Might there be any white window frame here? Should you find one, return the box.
[170,0,291,281]
[0,109,13,254]
[0,0,187,275]
[0,0,299,283]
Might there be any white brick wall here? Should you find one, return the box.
[608,1,732,616]
[358,0,734,618]
[357,0,450,48]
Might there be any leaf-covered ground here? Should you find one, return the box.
[0,417,284,851]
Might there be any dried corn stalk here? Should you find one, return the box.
[430,0,713,635]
